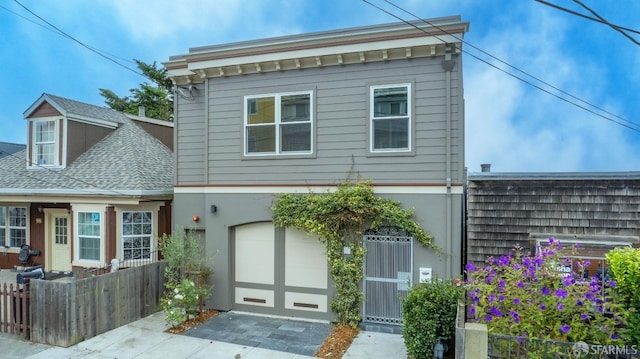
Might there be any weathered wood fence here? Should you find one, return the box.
[29,261,166,347]
[0,283,30,339]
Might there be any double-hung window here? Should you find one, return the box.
[77,212,101,261]
[0,206,27,248]
[122,211,153,260]
[33,119,58,165]
[244,92,312,155]
[370,84,411,152]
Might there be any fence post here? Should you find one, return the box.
[464,323,487,359]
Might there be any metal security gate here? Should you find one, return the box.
[362,227,413,325]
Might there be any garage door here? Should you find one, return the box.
[233,223,331,320]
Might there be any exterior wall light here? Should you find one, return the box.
[192,215,200,222]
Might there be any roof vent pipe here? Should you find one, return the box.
[481,163,491,172]
[138,106,146,117]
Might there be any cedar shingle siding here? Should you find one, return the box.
[467,175,640,267]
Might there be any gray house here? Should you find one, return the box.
[165,17,468,323]
[467,171,640,281]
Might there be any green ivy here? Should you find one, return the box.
[272,180,436,327]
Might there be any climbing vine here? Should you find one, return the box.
[272,180,436,327]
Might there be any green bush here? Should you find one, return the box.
[402,279,464,359]
[606,247,640,344]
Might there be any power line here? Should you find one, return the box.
[361,0,640,133]
[572,0,640,46]
[533,0,640,35]
[11,0,143,78]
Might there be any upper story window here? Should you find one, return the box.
[370,84,411,152]
[0,206,28,248]
[32,119,59,166]
[244,91,313,156]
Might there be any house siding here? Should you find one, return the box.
[66,121,113,165]
[467,177,640,267]
[175,56,463,185]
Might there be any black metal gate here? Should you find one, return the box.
[362,227,413,325]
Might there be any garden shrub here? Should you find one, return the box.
[402,279,464,359]
[606,247,640,344]
[465,238,626,347]
[159,229,213,328]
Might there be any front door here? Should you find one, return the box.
[49,211,71,272]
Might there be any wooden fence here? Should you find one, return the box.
[29,261,166,347]
[0,283,30,339]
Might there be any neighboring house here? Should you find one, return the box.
[467,171,640,281]
[165,17,468,323]
[0,93,173,273]
[0,142,26,159]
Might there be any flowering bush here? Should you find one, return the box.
[465,238,625,344]
[161,278,210,328]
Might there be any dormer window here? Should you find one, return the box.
[31,118,60,167]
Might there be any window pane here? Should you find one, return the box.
[0,207,5,226]
[247,125,276,153]
[281,123,311,152]
[374,87,408,117]
[36,121,55,142]
[122,211,152,260]
[247,97,275,124]
[0,228,5,247]
[78,212,100,260]
[373,118,409,149]
[281,94,310,123]
[80,237,100,261]
[9,207,26,227]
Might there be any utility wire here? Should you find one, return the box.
[572,0,640,46]
[534,0,640,35]
[12,0,143,77]
[362,0,640,132]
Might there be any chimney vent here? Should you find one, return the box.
[481,163,491,172]
[138,106,146,117]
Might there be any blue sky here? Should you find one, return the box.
[1,0,639,173]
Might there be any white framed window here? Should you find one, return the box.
[370,84,411,152]
[122,211,153,261]
[0,206,28,248]
[244,91,313,155]
[32,119,59,166]
[77,211,101,261]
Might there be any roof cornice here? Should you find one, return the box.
[165,17,469,85]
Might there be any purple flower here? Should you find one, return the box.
[611,333,619,339]
[513,264,521,270]
[465,262,476,272]
[469,305,476,317]
[517,281,524,288]
[559,324,570,334]
[485,315,493,322]
[557,302,564,310]
[540,304,546,310]
[555,289,568,299]
[576,300,584,306]
[498,280,506,291]
[509,311,520,323]
[542,286,550,295]
[498,295,505,302]
[489,293,496,303]
[490,307,502,316]
[549,237,555,244]
[608,280,617,288]
[581,313,589,320]
[513,298,520,305]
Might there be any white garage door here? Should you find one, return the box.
[233,223,330,319]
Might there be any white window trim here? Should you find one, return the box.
[115,203,161,264]
[121,210,154,262]
[73,204,106,267]
[369,83,412,153]
[244,91,314,156]
[0,204,29,252]
[30,117,62,168]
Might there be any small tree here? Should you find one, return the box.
[159,228,213,328]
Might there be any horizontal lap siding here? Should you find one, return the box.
[189,56,463,185]
[176,94,206,183]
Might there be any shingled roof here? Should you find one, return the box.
[0,94,173,197]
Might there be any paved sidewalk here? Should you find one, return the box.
[3,311,407,358]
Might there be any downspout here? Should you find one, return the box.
[203,78,210,184]
[442,45,455,278]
